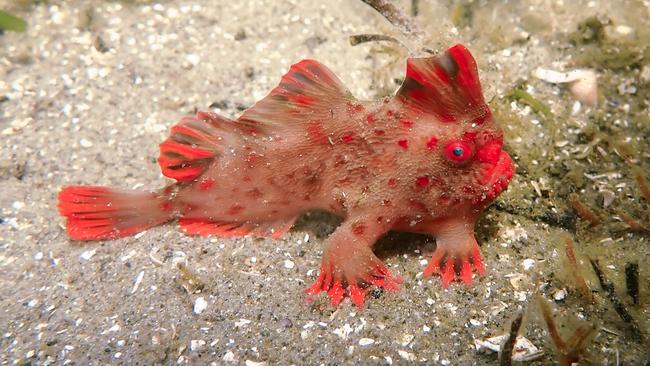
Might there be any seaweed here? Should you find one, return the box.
[537,295,597,365]
[349,34,403,47]
[504,87,553,120]
[631,166,650,204]
[589,259,643,341]
[177,263,206,294]
[0,10,26,32]
[568,16,606,46]
[359,0,424,41]
[624,262,639,305]
[568,193,602,227]
[499,312,524,366]
[563,236,594,304]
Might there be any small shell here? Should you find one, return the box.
[533,68,597,106]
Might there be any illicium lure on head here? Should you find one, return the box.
[59,44,514,308]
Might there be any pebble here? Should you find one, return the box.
[235,319,251,327]
[278,318,293,328]
[398,350,416,362]
[80,138,93,148]
[358,338,375,346]
[400,334,414,347]
[283,259,295,269]
[80,249,97,261]
[553,288,567,301]
[222,351,236,362]
[522,259,535,270]
[245,361,267,366]
[193,297,207,314]
[190,339,205,351]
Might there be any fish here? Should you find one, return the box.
[58,44,515,308]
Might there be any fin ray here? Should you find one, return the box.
[179,217,295,239]
[158,112,229,182]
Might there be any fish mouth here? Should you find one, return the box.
[478,151,515,204]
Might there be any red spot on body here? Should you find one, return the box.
[353,103,364,113]
[386,110,394,117]
[366,114,374,123]
[387,178,397,187]
[374,129,385,136]
[416,175,430,188]
[341,132,354,143]
[382,199,392,206]
[398,139,409,149]
[199,178,215,191]
[352,222,366,236]
[242,176,252,182]
[376,216,384,223]
[400,118,413,128]
[228,205,244,215]
[426,136,438,150]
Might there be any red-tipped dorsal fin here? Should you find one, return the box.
[158,112,231,182]
[395,44,490,124]
[238,60,354,128]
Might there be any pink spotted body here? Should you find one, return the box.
[59,44,514,308]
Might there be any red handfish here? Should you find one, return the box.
[58,44,515,308]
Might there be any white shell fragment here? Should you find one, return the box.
[79,249,97,261]
[474,334,544,361]
[358,338,375,346]
[533,67,598,106]
[193,297,207,314]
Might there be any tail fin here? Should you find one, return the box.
[58,186,172,241]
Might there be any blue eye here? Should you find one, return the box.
[445,142,473,163]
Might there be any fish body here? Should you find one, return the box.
[59,44,514,307]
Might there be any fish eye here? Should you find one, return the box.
[445,141,473,163]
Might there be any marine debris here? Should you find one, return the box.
[563,236,594,304]
[624,262,639,305]
[499,312,524,366]
[533,68,598,106]
[537,295,597,365]
[568,193,602,227]
[589,259,643,341]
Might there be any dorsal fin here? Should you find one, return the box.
[238,60,353,128]
[395,44,490,124]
